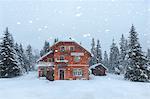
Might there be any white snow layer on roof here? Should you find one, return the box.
[89,63,107,70]
[37,51,53,62]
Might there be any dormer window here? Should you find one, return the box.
[70,46,75,51]
[60,46,65,52]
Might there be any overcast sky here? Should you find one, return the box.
[0,0,150,53]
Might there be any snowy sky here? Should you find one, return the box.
[0,0,150,53]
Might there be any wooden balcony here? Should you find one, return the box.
[37,62,54,67]
[55,60,68,63]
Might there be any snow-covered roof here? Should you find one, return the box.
[89,63,108,70]
[36,51,53,62]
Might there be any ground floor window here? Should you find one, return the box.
[73,69,83,76]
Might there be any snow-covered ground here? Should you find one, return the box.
[0,72,150,99]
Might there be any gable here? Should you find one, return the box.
[50,41,91,56]
[37,51,53,62]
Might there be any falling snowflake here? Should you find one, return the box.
[105,29,110,32]
[104,18,108,22]
[38,28,42,31]
[76,6,81,10]
[58,10,63,14]
[29,20,33,23]
[44,25,48,29]
[61,24,65,26]
[76,13,82,17]
[17,22,21,25]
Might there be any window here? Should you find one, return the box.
[47,58,54,62]
[73,69,83,76]
[60,55,65,60]
[74,56,81,62]
[70,46,75,51]
[60,46,65,52]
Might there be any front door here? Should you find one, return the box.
[59,70,65,80]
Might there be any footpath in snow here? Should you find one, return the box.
[0,72,150,99]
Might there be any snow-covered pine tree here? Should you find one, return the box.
[54,38,59,44]
[14,43,24,74]
[124,25,149,82]
[146,49,150,79]
[89,38,97,66]
[0,27,21,78]
[109,39,120,74]
[19,44,29,73]
[119,34,128,74]
[32,49,40,69]
[96,40,102,63]
[40,41,50,56]
[147,49,150,61]
[26,45,34,71]
[103,51,109,68]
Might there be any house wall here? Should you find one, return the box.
[38,41,91,80]
[52,42,91,80]
[54,66,89,80]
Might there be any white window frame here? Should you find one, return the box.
[60,55,65,60]
[60,46,66,52]
[69,46,75,51]
[74,56,81,62]
[73,68,83,76]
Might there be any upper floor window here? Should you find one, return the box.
[60,46,66,52]
[47,58,54,62]
[74,56,81,62]
[60,55,65,60]
[70,46,75,51]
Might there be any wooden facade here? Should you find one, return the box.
[90,63,107,76]
[37,41,91,80]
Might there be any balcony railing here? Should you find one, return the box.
[37,62,54,67]
[55,60,68,63]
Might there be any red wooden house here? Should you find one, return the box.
[37,41,91,80]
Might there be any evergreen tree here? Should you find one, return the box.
[40,41,50,56]
[89,38,97,66]
[33,49,40,70]
[119,34,128,74]
[146,49,150,61]
[96,40,102,63]
[14,43,24,74]
[0,28,21,78]
[146,49,150,78]
[54,38,59,44]
[103,51,109,68]
[109,39,120,74]
[26,45,34,71]
[19,44,29,73]
[124,25,148,82]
